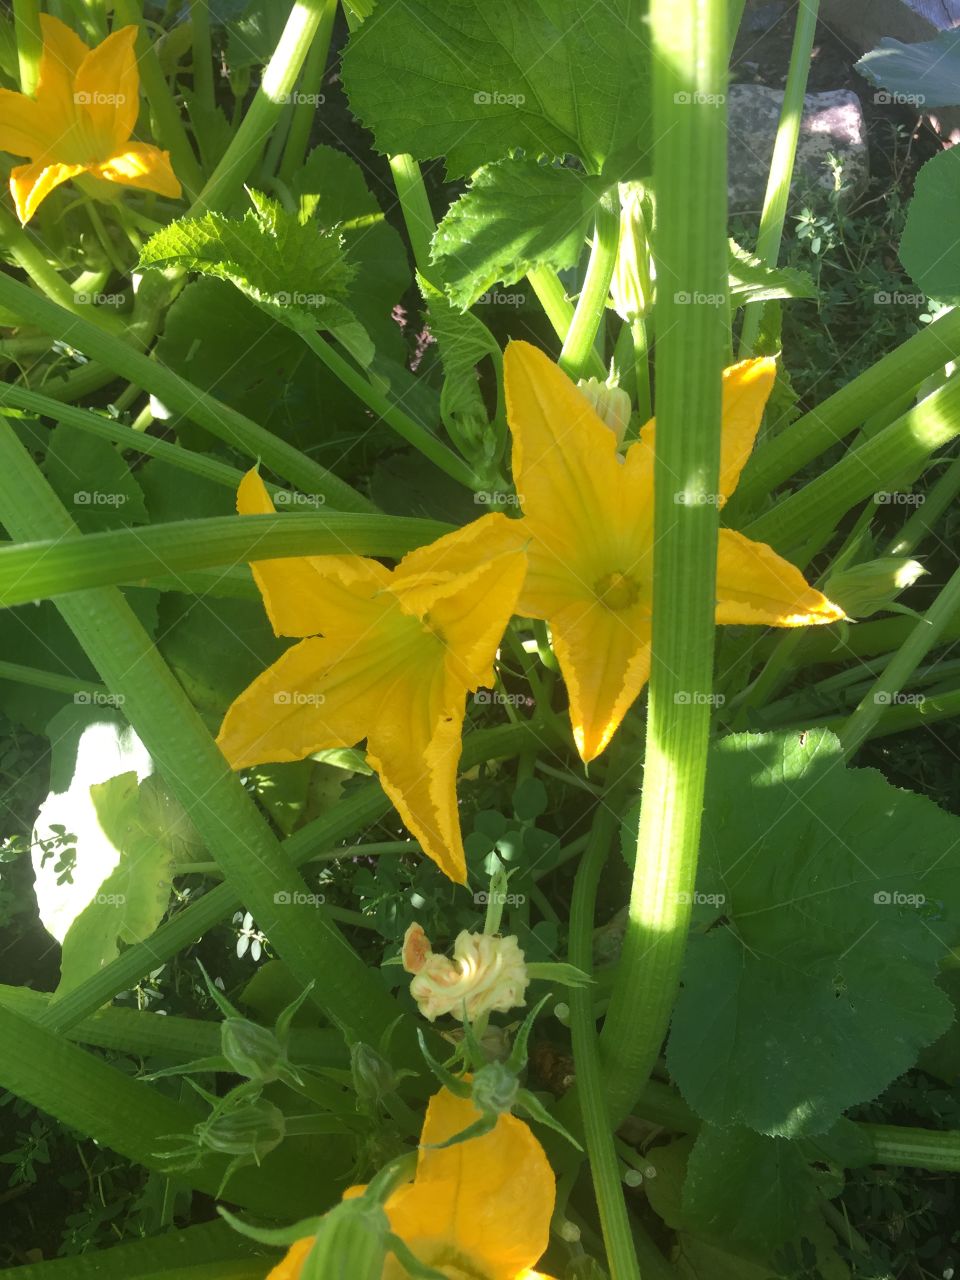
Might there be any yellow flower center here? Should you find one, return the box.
[594,570,641,611]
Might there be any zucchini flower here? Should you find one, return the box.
[0,16,181,224]
[504,342,845,761]
[402,922,529,1022]
[217,470,527,884]
[267,1087,556,1280]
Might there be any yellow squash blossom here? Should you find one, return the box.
[401,922,529,1022]
[0,15,181,224]
[504,341,844,762]
[267,1087,556,1280]
[217,470,527,885]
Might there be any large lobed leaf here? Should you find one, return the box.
[667,728,960,1137]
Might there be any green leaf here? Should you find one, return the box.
[56,772,200,995]
[139,190,372,363]
[432,159,609,310]
[43,425,148,532]
[667,728,960,1137]
[901,147,960,304]
[856,30,960,109]
[418,273,502,454]
[682,1125,819,1251]
[513,777,548,822]
[341,0,651,178]
[728,239,818,308]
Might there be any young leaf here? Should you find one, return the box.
[727,239,817,309]
[431,159,609,310]
[667,728,960,1137]
[341,0,651,178]
[139,190,371,363]
[900,147,960,305]
[856,30,960,109]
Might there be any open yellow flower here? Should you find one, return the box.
[267,1087,556,1280]
[504,341,845,762]
[216,470,527,884]
[0,15,181,224]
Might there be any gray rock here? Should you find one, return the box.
[728,84,869,214]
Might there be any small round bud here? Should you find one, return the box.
[300,1199,390,1280]
[824,557,925,619]
[472,1061,519,1116]
[351,1040,396,1108]
[577,378,632,447]
[221,1017,284,1082]
[201,1098,285,1161]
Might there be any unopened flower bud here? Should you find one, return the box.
[350,1040,396,1107]
[577,378,632,447]
[471,1061,519,1116]
[201,1098,285,1161]
[824,557,925,619]
[221,1017,284,1082]
[611,181,654,323]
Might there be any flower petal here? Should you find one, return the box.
[635,357,777,504]
[74,25,140,149]
[92,142,182,198]
[36,15,89,120]
[504,341,627,557]
[383,1089,555,1280]
[265,1238,314,1280]
[236,468,390,638]
[0,88,58,160]
[216,636,371,769]
[9,160,86,224]
[367,666,467,884]
[549,595,652,762]
[715,529,846,627]
[397,510,525,582]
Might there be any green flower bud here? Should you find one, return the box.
[350,1040,396,1108]
[300,1199,391,1280]
[577,378,632,447]
[221,1017,284,1082]
[610,181,654,324]
[472,1061,519,1116]
[824,557,926,619]
[200,1098,285,1161]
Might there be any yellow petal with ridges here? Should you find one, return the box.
[715,529,846,626]
[396,510,525,585]
[504,341,625,555]
[382,1089,555,1280]
[0,88,58,160]
[635,357,777,504]
[93,143,182,198]
[236,468,389,638]
[548,595,652,763]
[265,1238,314,1280]
[37,15,89,120]
[74,25,140,149]
[10,161,86,224]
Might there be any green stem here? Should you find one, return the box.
[0,270,376,512]
[886,451,960,556]
[600,0,730,1125]
[0,206,124,334]
[632,318,652,421]
[742,373,960,557]
[12,0,41,94]
[559,190,620,382]
[861,1125,960,1173]
[113,0,205,198]
[297,327,479,489]
[192,0,330,215]
[278,0,336,184]
[525,267,607,379]
[728,306,960,518]
[738,0,819,356]
[568,806,641,1280]
[389,154,437,279]
[35,724,532,1035]
[0,659,103,697]
[838,563,960,758]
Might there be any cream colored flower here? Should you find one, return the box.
[403,924,529,1022]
